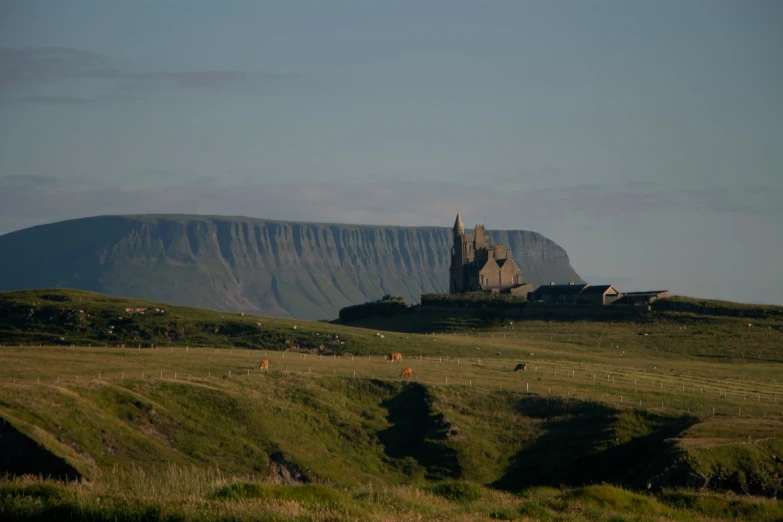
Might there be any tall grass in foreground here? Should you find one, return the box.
[2,467,782,522]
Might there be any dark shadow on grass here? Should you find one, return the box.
[0,417,81,481]
[378,383,461,480]
[494,397,698,492]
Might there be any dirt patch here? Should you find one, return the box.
[268,451,310,484]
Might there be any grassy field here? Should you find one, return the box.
[1,289,783,519]
[4,470,783,521]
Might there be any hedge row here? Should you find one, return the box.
[338,297,409,322]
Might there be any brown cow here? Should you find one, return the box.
[400,367,413,379]
[259,359,269,370]
[386,352,402,362]
[513,363,527,372]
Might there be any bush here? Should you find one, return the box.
[427,481,483,503]
[212,483,345,506]
[0,482,64,501]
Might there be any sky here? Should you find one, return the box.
[1,1,781,304]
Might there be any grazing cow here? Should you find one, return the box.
[386,352,403,362]
[513,363,527,372]
[400,367,413,379]
[259,359,269,370]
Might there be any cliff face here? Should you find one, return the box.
[0,215,583,319]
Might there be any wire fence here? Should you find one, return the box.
[3,345,782,425]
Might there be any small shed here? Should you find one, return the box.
[578,285,623,306]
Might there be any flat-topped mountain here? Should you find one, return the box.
[0,215,583,319]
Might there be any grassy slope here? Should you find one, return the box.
[3,475,783,522]
[1,289,783,519]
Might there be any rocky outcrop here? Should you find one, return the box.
[0,215,583,320]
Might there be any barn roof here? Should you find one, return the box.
[580,285,619,295]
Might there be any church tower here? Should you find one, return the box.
[449,212,465,293]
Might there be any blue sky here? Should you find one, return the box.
[1,1,781,304]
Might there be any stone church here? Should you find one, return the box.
[449,213,528,294]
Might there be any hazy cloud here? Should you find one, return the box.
[0,46,298,103]
[516,166,563,180]
[625,180,660,190]
[0,174,62,187]
[0,47,113,87]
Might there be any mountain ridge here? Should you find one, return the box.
[0,214,583,319]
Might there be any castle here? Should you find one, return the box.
[449,213,528,295]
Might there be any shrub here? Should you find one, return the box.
[427,481,483,503]
[0,482,64,501]
[212,483,345,506]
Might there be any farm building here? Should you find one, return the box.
[498,282,533,296]
[613,290,670,306]
[578,285,623,306]
[528,282,589,304]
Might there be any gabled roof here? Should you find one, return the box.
[530,283,588,296]
[580,285,619,296]
[497,258,522,274]
[478,257,499,273]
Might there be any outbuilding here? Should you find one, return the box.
[578,285,623,306]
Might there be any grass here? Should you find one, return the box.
[3,471,783,521]
[1,288,783,518]
[658,295,783,314]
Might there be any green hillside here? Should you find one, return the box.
[2,289,783,520]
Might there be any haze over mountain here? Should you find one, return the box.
[0,215,582,320]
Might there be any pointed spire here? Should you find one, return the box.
[453,212,464,235]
